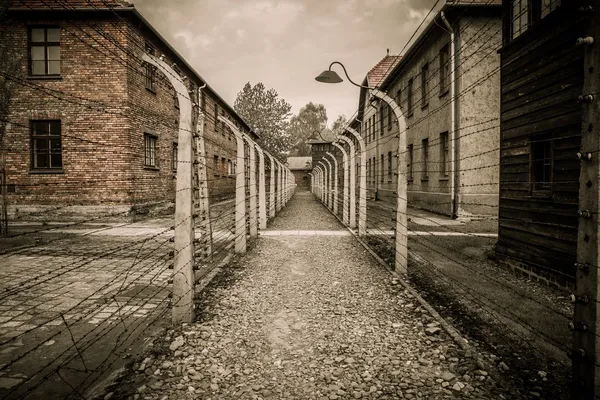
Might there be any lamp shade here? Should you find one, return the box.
[315,70,343,84]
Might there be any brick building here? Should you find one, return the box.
[286,156,312,189]
[2,0,256,218]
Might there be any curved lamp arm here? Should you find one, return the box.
[328,61,373,90]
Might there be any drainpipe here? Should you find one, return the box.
[441,11,457,219]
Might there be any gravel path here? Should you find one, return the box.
[121,189,514,400]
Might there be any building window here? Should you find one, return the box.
[531,134,553,194]
[31,120,62,170]
[511,0,528,39]
[214,103,219,133]
[221,109,226,135]
[407,78,414,116]
[388,151,393,182]
[228,159,233,176]
[172,142,178,171]
[395,89,401,110]
[381,154,385,183]
[29,27,60,76]
[380,106,385,136]
[387,105,393,130]
[440,131,449,177]
[421,138,429,180]
[144,133,157,167]
[407,145,413,182]
[439,44,450,95]
[373,157,377,185]
[367,158,371,185]
[221,157,227,176]
[213,155,219,176]
[421,63,429,108]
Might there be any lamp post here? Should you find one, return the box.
[316,61,408,274]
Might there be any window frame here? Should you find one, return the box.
[28,26,61,77]
[387,151,393,182]
[439,44,450,96]
[407,78,414,116]
[172,142,178,171]
[440,131,449,178]
[421,138,429,180]
[530,133,554,197]
[143,133,158,168]
[380,153,385,183]
[387,105,393,130]
[407,144,414,182]
[30,120,62,171]
[380,106,385,136]
[421,63,429,109]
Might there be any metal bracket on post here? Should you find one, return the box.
[143,53,195,324]
[220,117,247,254]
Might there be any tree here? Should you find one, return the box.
[288,102,328,156]
[234,82,292,161]
[330,115,348,138]
[0,0,18,235]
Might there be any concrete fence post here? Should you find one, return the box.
[337,135,356,229]
[344,127,366,236]
[332,142,349,226]
[219,117,246,254]
[256,145,267,230]
[143,53,195,324]
[322,157,333,210]
[266,153,276,219]
[326,152,338,216]
[242,136,258,238]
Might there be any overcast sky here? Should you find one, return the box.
[133,0,437,127]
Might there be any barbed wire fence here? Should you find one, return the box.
[0,2,295,398]
[310,1,596,399]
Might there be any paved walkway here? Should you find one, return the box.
[121,189,516,400]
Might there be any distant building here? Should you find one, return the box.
[286,157,312,189]
[3,0,257,218]
[369,0,502,217]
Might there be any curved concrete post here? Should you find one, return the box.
[332,142,349,226]
[344,127,366,236]
[277,161,283,212]
[326,152,339,216]
[143,53,194,324]
[322,157,334,211]
[371,88,408,274]
[315,165,324,201]
[242,136,258,238]
[317,161,328,208]
[266,152,276,219]
[309,172,314,194]
[219,117,246,254]
[337,135,356,229]
[255,145,267,230]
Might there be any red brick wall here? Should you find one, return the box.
[4,16,132,206]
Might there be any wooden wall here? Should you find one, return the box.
[496,5,585,287]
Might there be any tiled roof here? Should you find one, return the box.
[367,55,401,88]
[286,157,312,171]
[10,0,133,9]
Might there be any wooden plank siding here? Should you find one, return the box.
[496,4,585,287]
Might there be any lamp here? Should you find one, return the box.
[315,61,372,89]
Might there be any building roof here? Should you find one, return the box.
[286,157,312,171]
[366,54,402,88]
[10,0,257,138]
[379,0,501,91]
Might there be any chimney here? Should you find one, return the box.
[386,48,390,56]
